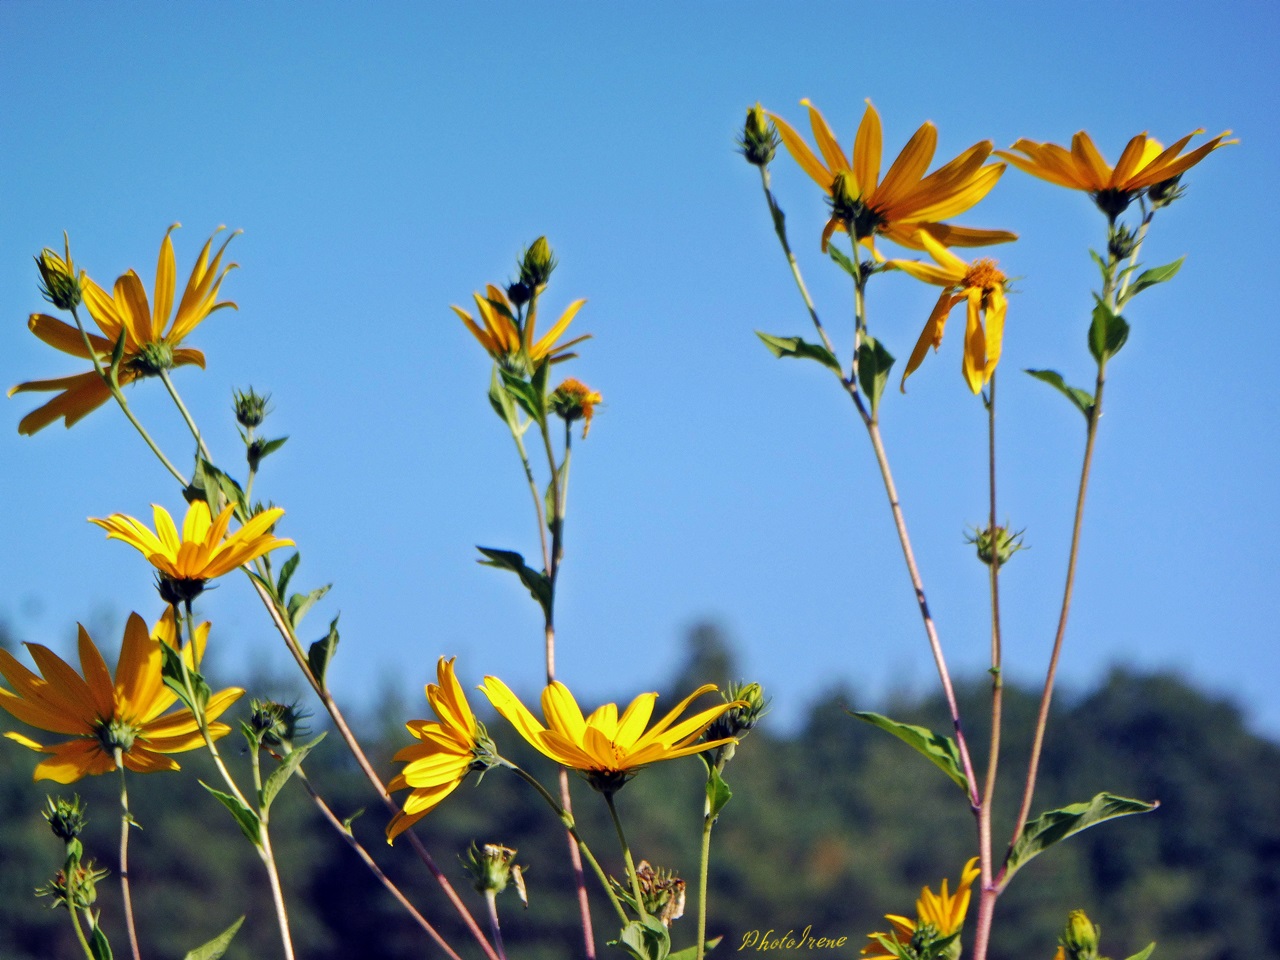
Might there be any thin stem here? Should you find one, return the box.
[157,368,213,463]
[695,755,727,960]
[297,768,465,960]
[604,792,647,921]
[257,827,296,960]
[510,424,551,573]
[69,307,188,486]
[973,374,1003,960]
[66,892,95,960]
[243,424,258,507]
[484,890,508,960]
[114,753,143,960]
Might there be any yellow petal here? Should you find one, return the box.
[768,109,834,191]
[853,100,883,197]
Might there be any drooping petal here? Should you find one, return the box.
[901,292,959,391]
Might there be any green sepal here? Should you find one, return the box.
[1120,257,1183,306]
[341,807,365,832]
[850,711,968,792]
[159,644,210,715]
[706,766,732,819]
[199,781,262,847]
[1088,300,1129,363]
[89,922,114,960]
[307,615,340,688]
[1123,944,1157,960]
[1026,369,1094,419]
[276,552,301,602]
[669,936,722,960]
[611,916,671,960]
[110,330,127,371]
[476,546,553,616]
[288,584,331,628]
[488,366,523,431]
[260,732,327,813]
[856,335,895,416]
[1004,792,1158,880]
[828,246,859,279]
[755,331,842,374]
[182,916,245,960]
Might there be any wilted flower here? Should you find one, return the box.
[549,378,603,437]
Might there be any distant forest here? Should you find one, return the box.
[1,623,1277,960]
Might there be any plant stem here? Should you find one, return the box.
[605,792,647,921]
[485,890,508,960]
[695,755,727,960]
[510,423,551,572]
[66,892,95,960]
[297,768,466,960]
[114,753,143,960]
[158,368,213,463]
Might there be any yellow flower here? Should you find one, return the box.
[861,858,980,960]
[890,231,1009,394]
[387,657,490,842]
[452,284,589,369]
[768,99,1016,253]
[11,224,238,435]
[996,128,1233,216]
[0,610,243,783]
[481,677,742,792]
[549,377,603,437]
[90,500,293,601]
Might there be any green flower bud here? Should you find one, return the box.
[234,387,271,429]
[1145,176,1186,210]
[43,795,87,843]
[249,699,310,751]
[737,103,780,166]
[461,842,527,906]
[518,236,556,290]
[37,861,109,911]
[965,523,1026,566]
[35,234,83,311]
[706,681,768,744]
[1060,910,1101,960]
[1107,223,1141,262]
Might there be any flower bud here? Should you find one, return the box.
[965,523,1025,566]
[234,388,271,429]
[249,699,310,750]
[613,861,686,928]
[35,234,83,311]
[518,236,556,291]
[550,378,603,438]
[43,795,87,843]
[462,842,527,906]
[37,861,110,910]
[1107,223,1141,262]
[705,681,768,744]
[1059,910,1101,960]
[1145,176,1186,210]
[738,103,780,166]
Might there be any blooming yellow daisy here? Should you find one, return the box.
[889,231,1009,394]
[768,99,1016,253]
[11,224,238,435]
[452,284,589,369]
[481,678,741,792]
[90,500,293,601]
[387,657,490,842]
[0,610,243,783]
[996,128,1233,216]
[861,857,981,959]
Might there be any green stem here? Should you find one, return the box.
[66,894,95,960]
[605,791,647,921]
[113,751,143,960]
[695,756,727,960]
[69,307,188,486]
[484,890,508,960]
[157,368,212,463]
[509,423,551,573]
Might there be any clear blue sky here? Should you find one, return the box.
[2,2,1276,739]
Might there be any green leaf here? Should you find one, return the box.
[1122,944,1157,960]
[828,246,859,279]
[856,335,895,416]
[182,917,245,960]
[159,643,210,714]
[110,331,127,370]
[1005,792,1158,880]
[257,436,289,459]
[476,546,552,616]
[199,781,262,847]
[612,916,671,960]
[276,552,301,601]
[307,615,340,688]
[288,584,331,628]
[850,711,968,792]
[489,366,520,428]
[1026,369,1094,419]
[1088,300,1130,363]
[501,368,545,425]
[89,922,114,960]
[1122,256,1183,304]
[260,733,327,812]
[669,937,722,960]
[755,331,841,374]
[707,767,732,819]
[341,807,365,832]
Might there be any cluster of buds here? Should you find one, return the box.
[462,842,528,907]
[738,103,780,167]
[965,523,1026,566]
[37,862,109,911]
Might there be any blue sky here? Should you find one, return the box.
[2,2,1276,740]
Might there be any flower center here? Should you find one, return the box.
[95,717,138,757]
[963,259,1005,292]
[829,171,886,241]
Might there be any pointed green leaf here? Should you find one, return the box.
[159,643,210,714]
[669,936,722,960]
[755,331,842,374]
[1088,300,1130,363]
[851,711,968,792]
[828,246,859,279]
[257,436,289,459]
[1122,944,1156,960]
[707,767,732,819]
[341,807,365,832]
[276,552,301,601]
[110,331,127,370]
[500,369,544,424]
[856,335,895,416]
[199,781,262,847]
[182,917,245,960]
[307,615,340,688]
[476,546,553,616]
[1005,792,1158,880]
[489,366,520,428]
[89,922,114,960]
[1026,369,1094,419]
[288,584,331,628]
[1122,256,1184,304]
[612,916,671,960]
[260,732,327,812]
